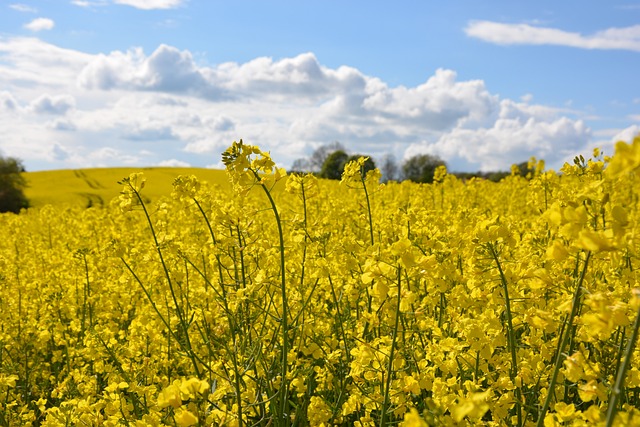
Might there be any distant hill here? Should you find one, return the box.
[23,167,230,209]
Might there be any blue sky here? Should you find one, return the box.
[1,0,639,172]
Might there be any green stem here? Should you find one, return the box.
[379,266,402,427]
[192,198,244,426]
[121,258,203,376]
[536,251,591,427]
[362,174,375,246]
[488,243,522,426]
[605,302,640,426]
[129,184,201,378]
[193,198,218,245]
[252,170,289,426]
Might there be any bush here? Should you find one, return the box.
[402,154,446,183]
[319,151,377,180]
[0,156,29,213]
[319,150,350,180]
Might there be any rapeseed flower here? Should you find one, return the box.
[1,138,639,426]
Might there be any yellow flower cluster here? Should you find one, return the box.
[0,138,639,426]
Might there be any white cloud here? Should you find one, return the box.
[520,93,533,103]
[71,1,105,7]
[0,37,94,92]
[406,112,590,172]
[10,4,37,13]
[122,124,176,141]
[157,159,191,167]
[24,18,55,32]
[0,91,19,111]
[0,37,603,172]
[466,21,640,52]
[78,45,222,98]
[49,118,77,131]
[114,0,186,10]
[577,124,640,164]
[611,125,640,144]
[72,0,183,9]
[28,94,75,115]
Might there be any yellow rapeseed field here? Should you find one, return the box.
[1,137,640,426]
[23,168,230,208]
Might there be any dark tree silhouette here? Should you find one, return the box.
[0,156,29,213]
[309,141,345,173]
[319,150,350,180]
[402,154,446,183]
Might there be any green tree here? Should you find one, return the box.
[290,141,346,173]
[319,152,377,180]
[346,154,376,176]
[309,141,345,173]
[516,161,534,179]
[402,154,446,183]
[0,156,29,213]
[319,150,349,180]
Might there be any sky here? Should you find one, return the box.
[0,1,639,173]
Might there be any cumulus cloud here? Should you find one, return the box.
[406,111,590,171]
[0,38,92,89]
[89,147,140,165]
[28,94,75,115]
[51,143,71,161]
[611,125,640,145]
[210,116,234,131]
[465,21,640,52]
[50,118,77,131]
[24,18,55,32]
[122,124,176,141]
[361,69,498,130]
[0,91,19,111]
[78,45,223,98]
[78,47,370,103]
[218,53,368,102]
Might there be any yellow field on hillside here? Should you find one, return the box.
[23,167,230,208]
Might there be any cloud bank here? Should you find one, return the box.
[0,36,611,172]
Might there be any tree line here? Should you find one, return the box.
[290,142,526,183]
[0,145,532,213]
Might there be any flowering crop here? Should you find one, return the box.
[1,137,640,426]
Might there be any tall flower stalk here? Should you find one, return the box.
[341,156,380,246]
[222,140,290,426]
[118,173,202,378]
